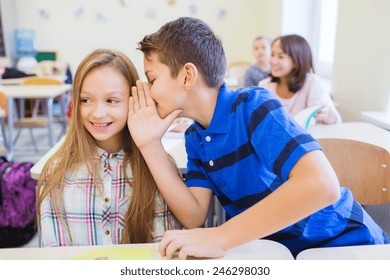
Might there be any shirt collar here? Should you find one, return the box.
[95,146,124,160]
[194,83,234,134]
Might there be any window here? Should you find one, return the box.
[281,0,339,78]
[316,0,339,77]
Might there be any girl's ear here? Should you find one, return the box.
[182,63,198,89]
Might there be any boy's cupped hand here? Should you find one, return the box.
[128,80,181,149]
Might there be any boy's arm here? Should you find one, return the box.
[140,140,213,228]
[159,149,340,259]
[127,81,213,228]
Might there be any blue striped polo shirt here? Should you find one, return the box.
[184,83,389,256]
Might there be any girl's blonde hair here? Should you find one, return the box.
[36,48,158,243]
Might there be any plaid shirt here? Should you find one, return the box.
[40,148,181,247]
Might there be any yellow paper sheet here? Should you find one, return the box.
[70,247,152,260]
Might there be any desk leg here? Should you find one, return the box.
[6,97,14,161]
[60,93,67,126]
[47,97,54,146]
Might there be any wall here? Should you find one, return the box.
[2,0,276,79]
[0,0,16,58]
[332,0,390,120]
[5,0,390,120]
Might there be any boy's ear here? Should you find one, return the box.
[182,63,198,89]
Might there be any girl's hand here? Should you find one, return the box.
[316,106,337,124]
[128,80,182,149]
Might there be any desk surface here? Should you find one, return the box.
[307,122,390,152]
[361,111,390,131]
[0,239,294,260]
[1,75,67,86]
[296,244,390,260]
[0,84,71,98]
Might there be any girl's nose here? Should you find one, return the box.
[91,102,107,118]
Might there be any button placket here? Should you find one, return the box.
[102,155,114,244]
[204,134,215,168]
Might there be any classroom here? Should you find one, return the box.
[0,0,390,268]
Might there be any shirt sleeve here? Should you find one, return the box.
[307,74,342,123]
[39,190,71,247]
[249,97,322,181]
[151,195,182,242]
[243,67,254,87]
[183,127,215,189]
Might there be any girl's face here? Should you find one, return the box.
[252,38,270,63]
[270,39,295,79]
[80,66,130,153]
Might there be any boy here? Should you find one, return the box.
[128,17,388,259]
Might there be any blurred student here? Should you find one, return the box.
[128,17,388,259]
[243,36,271,87]
[259,34,341,124]
[37,49,180,247]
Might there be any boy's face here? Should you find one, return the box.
[143,52,186,118]
[253,39,270,63]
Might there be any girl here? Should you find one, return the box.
[243,35,271,87]
[36,49,181,247]
[259,34,341,124]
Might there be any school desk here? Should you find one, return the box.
[296,244,390,260]
[1,75,67,86]
[0,84,71,160]
[29,131,187,180]
[0,239,294,260]
[307,121,390,152]
[361,111,390,131]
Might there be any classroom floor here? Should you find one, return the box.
[12,123,65,164]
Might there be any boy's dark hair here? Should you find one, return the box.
[270,34,314,93]
[138,17,226,88]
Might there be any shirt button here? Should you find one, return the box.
[105,230,110,235]
[209,160,214,167]
[205,136,211,142]
[105,197,110,203]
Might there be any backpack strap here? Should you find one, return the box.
[0,162,13,207]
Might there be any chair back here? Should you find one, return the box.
[0,92,8,118]
[23,77,62,85]
[317,138,390,205]
[227,61,251,88]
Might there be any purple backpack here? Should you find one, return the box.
[0,159,37,247]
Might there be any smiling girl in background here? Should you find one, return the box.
[260,34,341,124]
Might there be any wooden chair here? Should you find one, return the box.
[23,77,62,117]
[227,61,251,88]
[0,91,50,152]
[0,92,8,154]
[317,138,390,205]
